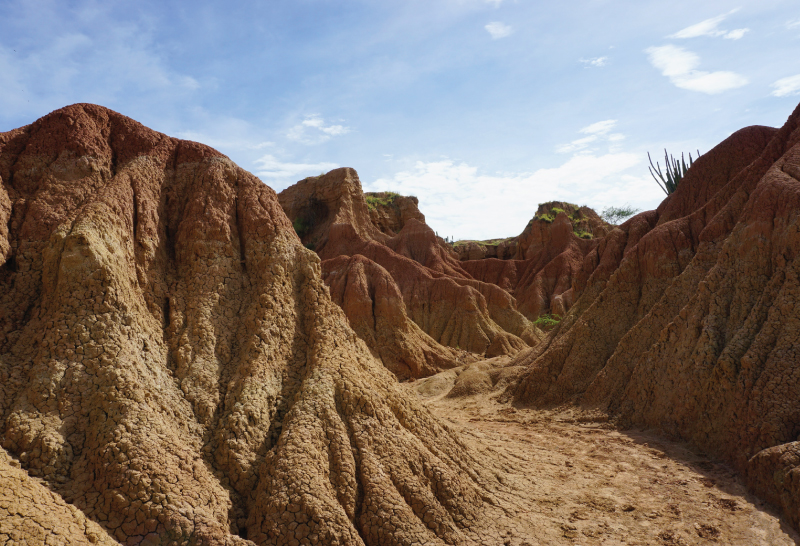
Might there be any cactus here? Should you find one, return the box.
[648,149,700,195]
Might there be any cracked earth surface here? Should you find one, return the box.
[411,384,800,546]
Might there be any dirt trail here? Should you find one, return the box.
[408,383,799,546]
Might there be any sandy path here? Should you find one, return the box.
[410,385,799,546]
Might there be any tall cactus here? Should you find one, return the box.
[648,149,700,195]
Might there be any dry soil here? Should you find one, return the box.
[409,376,800,546]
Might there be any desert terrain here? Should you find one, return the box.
[3,102,800,545]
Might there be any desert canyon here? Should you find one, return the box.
[3,102,800,545]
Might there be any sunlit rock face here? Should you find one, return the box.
[0,104,499,545]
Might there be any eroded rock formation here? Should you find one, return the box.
[278,171,540,367]
[0,104,502,545]
[509,108,800,527]
[364,192,425,236]
[458,204,609,320]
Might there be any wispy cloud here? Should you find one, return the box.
[771,75,800,97]
[286,116,350,144]
[485,0,503,6]
[366,153,656,240]
[556,120,621,153]
[580,57,608,67]
[787,19,800,30]
[669,10,749,40]
[646,45,748,94]
[485,22,513,39]
[580,120,617,135]
[254,154,339,180]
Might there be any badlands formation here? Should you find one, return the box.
[1,102,800,545]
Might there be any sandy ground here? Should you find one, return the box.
[406,373,800,546]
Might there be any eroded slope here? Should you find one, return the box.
[0,104,504,545]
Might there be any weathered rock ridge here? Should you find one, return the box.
[507,108,800,528]
[0,104,503,545]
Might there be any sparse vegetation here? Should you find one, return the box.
[533,313,562,330]
[648,149,700,195]
[293,217,310,238]
[365,191,401,211]
[532,203,584,224]
[451,237,513,248]
[602,205,640,225]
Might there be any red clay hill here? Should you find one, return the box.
[0,104,515,545]
[503,108,800,528]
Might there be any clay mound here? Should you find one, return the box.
[452,202,607,262]
[0,447,118,545]
[0,104,501,545]
[462,209,601,320]
[278,171,539,363]
[452,238,517,261]
[508,108,800,526]
[322,254,474,380]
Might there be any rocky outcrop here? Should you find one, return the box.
[461,211,600,320]
[452,239,517,261]
[364,192,425,235]
[0,104,503,545]
[452,202,607,262]
[322,254,474,380]
[278,171,539,364]
[508,109,800,527]
[0,447,118,545]
[514,202,608,261]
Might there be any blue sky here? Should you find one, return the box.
[1,0,799,240]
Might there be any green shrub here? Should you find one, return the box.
[533,313,562,330]
[293,217,310,238]
[601,205,640,225]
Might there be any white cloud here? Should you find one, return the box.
[787,19,800,30]
[366,153,657,240]
[556,136,596,154]
[580,119,617,135]
[771,75,800,97]
[580,57,608,67]
[485,0,503,6]
[556,120,620,153]
[254,154,339,181]
[485,22,513,39]
[669,10,749,40]
[646,45,748,94]
[287,115,351,144]
[723,28,749,40]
